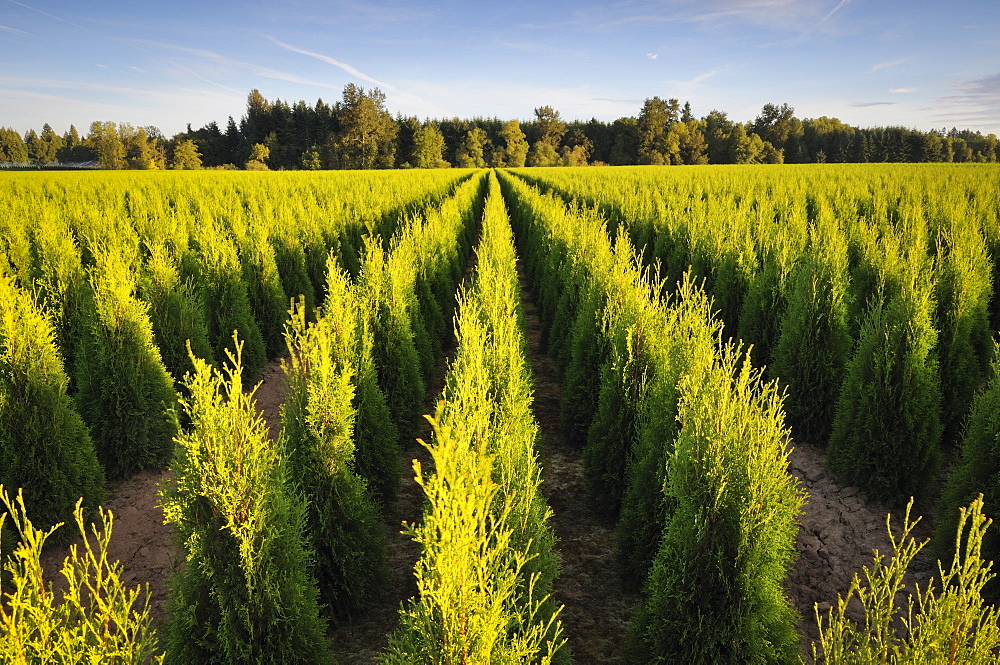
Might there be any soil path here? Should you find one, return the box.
[516,264,642,665]
[785,441,934,654]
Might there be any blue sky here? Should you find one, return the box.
[2,0,999,137]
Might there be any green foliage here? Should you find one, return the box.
[140,243,215,380]
[170,139,202,170]
[161,342,331,665]
[386,175,565,663]
[615,277,719,586]
[770,215,853,446]
[74,253,179,480]
[0,274,104,533]
[190,224,268,382]
[933,222,994,447]
[629,346,803,665]
[359,241,425,440]
[0,487,163,664]
[935,349,1000,600]
[827,282,942,505]
[812,497,1000,664]
[281,298,387,620]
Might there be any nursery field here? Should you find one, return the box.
[2,164,1000,664]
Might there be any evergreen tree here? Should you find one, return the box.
[0,274,105,533]
[75,252,180,480]
[828,282,942,505]
[170,139,202,170]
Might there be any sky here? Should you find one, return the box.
[1,0,999,137]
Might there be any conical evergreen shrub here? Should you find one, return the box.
[0,274,104,532]
[933,223,994,447]
[281,298,387,620]
[934,347,1000,600]
[162,342,331,665]
[770,215,853,447]
[191,224,267,382]
[75,253,179,480]
[140,242,214,381]
[827,281,943,505]
[628,346,803,665]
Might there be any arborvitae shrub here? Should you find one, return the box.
[360,242,425,441]
[321,261,401,504]
[192,227,267,382]
[934,225,994,447]
[737,248,790,368]
[616,278,718,586]
[75,255,179,480]
[628,346,803,665]
[935,349,1000,600]
[140,243,214,381]
[0,274,105,532]
[29,214,95,391]
[827,283,943,505]
[770,217,853,447]
[0,488,162,663]
[162,344,331,665]
[583,353,642,522]
[238,224,290,359]
[272,234,317,320]
[549,279,581,372]
[281,299,387,620]
[559,285,606,446]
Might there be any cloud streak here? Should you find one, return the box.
[871,58,908,72]
[0,22,31,36]
[265,35,448,116]
[849,101,895,107]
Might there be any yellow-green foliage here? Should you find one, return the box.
[361,172,485,443]
[281,294,387,620]
[139,241,214,380]
[517,164,998,512]
[812,497,1000,664]
[935,349,1000,601]
[0,487,162,664]
[501,170,802,660]
[161,343,330,665]
[0,274,104,532]
[75,251,179,480]
[386,174,565,664]
[629,346,804,665]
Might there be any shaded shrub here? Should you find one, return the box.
[0,274,104,532]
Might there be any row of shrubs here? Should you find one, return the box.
[499,170,805,662]
[0,170,486,661]
[514,165,998,510]
[385,172,566,662]
[0,169,472,534]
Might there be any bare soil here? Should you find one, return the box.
[516,265,642,664]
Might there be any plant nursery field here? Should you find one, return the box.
[2,164,1000,664]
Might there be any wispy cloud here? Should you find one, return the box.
[928,72,1000,131]
[646,53,659,60]
[5,0,89,31]
[95,63,109,70]
[821,0,851,23]
[130,66,148,74]
[0,22,31,36]
[849,101,895,107]
[890,87,917,93]
[871,58,908,72]
[265,35,448,116]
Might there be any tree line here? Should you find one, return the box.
[2,85,998,170]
